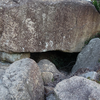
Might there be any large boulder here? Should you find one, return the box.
[0,58,44,100]
[54,76,100,100]
[72,38,100,74]
[0,0,100,53]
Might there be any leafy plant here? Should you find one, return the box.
[92,0,100,13]
[52,78,54,82]
[87,77,100,84]
[87,77,91,79]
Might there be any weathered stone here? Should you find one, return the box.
[46,94,56,100]
[1,58,44,100]
[44,86,54,95]
[72,38,100,74]
[0,52,30,63]
[42,72,54,85]
[81,71,99,80]
[0,61,10,81]
[0,0,100,52]
[38,59,66,87]
[44,86,55,100]
[54,76,100,100]
[38,59,66,78]
[73,70,100,81]
[0,85,8,100]
[38,59,61,74]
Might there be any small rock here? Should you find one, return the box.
[38,59,65,78]
[42,72,54,85]
[81,71,99,81]
[44,86,54,96]
[46,94,56,100]
[38,59,61,75]
[38,59,66,87]
[0,52,30,63]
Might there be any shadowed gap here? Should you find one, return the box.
[30,50,79,73]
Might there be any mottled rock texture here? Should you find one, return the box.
[46,94,56,100]
[0,62,10,80]
[38,59,65,78]
[0,58,44,100]
[81,71,99,81]
[72,38,100,74]
[38,59,66,87]
[54,76,100,100]
[0,52,30,63]
[42,72,54,85]
[0,0,100,52]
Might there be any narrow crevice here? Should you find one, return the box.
[30,50,79,73]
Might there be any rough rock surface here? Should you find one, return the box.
[38,59,66,87]
[54,76,100,100]
[0,58,44,100]
[81,71,99,81]
[0,0,100,52]
[38,59,61,74]
[0,52,30,63]
[46,94,56,100]
[72,38,100,74]
[38,59,66,78]
[44,86,54,95]
[42,72,54,85]
[44,86,55,99]
[0,62,10,80]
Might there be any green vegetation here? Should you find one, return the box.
[96,80,100,84]
[87,77,100,84]
[87,77,91,79]
[52,78,54,82]
[98,59,100,63]
[91,0,100,13]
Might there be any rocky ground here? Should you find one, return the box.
[0,0,100,99]
[0,38,100,100]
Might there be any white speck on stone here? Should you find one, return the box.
[22,48,24,52]
[43,49,47,52]
[25,18,36,34]
[70,28,72,30]
[39,42,42,45]
[6,40,9,43]
[68,42,71,44]
[10,2,13,6]
[63,36,65,39]
[5,40,9,46]
[49,40,53,47]
[42,13,46,21]
[45,42,48,48]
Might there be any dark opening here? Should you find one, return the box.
[30,50,79,73]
